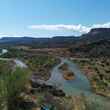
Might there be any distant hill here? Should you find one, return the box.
[69,40,110,57]
[0,37,49,48]
[0,28,110,50]
[69,28,110,57]
[48,36,79,48]
[0,36,78,48]
[79,28,110,43]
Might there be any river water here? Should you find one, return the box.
[47,58,110,108]
[14,59,27,68]
[0,49,8,55]
[0,49,27,68]
[47,58,91,95]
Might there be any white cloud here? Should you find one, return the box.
[0,33,23,38]
[92,22,110,28]
[28,24,90,33]
[28,22,110,34]
[0,33,9,37]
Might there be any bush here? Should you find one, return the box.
[0,67,31,110]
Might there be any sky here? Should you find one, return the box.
[0,0,110,37]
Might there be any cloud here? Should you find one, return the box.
[0,33,23,37]
[28,24,90,33]
[0,33,9,37]
[28,22,110,34]
[92,22,110,28]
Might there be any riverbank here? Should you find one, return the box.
[71,57,110,98]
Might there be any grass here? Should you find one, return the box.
[0,59,31,110]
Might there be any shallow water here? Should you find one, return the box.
[14,59,27,68]
[47,58,110,108]
[47,58,91,95]
[0,49,8,55]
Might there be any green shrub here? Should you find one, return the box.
[0,67,30,110]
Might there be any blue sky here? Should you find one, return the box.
[0,0,110,37]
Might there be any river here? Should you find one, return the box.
[47,58,110,108]
[47,58,91,95]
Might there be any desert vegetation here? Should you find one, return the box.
[0,47,110,110]
[25,55,59,81]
